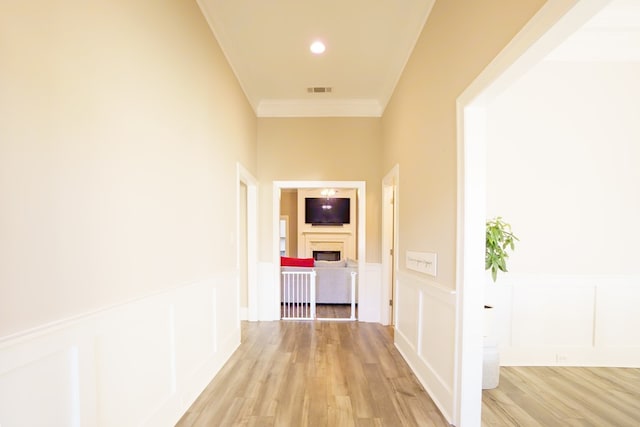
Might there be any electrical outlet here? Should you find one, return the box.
[556,353,568,363]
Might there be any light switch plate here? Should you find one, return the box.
[406,251,437,276]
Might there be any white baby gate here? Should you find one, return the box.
[281,270,357,320]
[281,270,316,320]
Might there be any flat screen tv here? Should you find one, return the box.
[305,197,350,225]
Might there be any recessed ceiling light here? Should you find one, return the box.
[310,40,326,55]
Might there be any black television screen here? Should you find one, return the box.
[305,198,350,225]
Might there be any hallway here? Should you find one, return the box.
[177,321,449,426]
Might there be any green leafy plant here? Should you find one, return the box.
[486,217,518,282]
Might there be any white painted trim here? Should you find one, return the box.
[501,346,640,367]
[454,103,487,427]
[398,271,456,306]
[381,165,399,326]
[272,181,367,321]
[454,1,612,425]
[237,163,259,322]
[272,185,284,320]
[257,99,383,117]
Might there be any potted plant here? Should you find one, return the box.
[486,216,518,282]
[483,216,518,389]
[484,216,518,337]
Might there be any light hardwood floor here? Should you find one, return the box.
[316,304,357,319]
[482,366,640,426]
[177,319,640,426]
[280,304,357,320]
[177,320,450,426]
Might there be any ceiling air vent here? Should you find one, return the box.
[307,87,332,93]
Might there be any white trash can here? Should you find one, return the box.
[482,337,500,389]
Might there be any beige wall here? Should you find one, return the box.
[0,0,256,336]
[381,0,545,288]
[487,60,640,274]
[257,118,383,263]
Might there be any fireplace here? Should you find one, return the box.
[304,232,351,260]
[313,250,341,261]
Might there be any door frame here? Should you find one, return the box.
[237,163,258,321]
[453,1,610,424]
[381,165,399,326]
[272,180,366,320]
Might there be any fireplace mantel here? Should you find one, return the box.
[302,231,354,261]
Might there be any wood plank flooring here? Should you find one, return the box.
[280,304,357,319]
[482,366,640,426]
[177,319,640,426]
[316,304,357,319]
[177,321,449,427]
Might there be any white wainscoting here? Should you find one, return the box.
[258,262,279,321]
[487,274,640,366]
[0,272,240,427]
[358,263,382,323]
[394,270,457,423]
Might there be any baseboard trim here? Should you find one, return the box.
[395,331,453,424]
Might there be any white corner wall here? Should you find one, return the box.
[0,274,240,426]
[486,61,640,366]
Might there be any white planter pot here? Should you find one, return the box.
[483,338,500,389]
[483,305,500,389]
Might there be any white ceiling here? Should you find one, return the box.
[197,0,638,118]
[197,0,435,117]
[545,0,640,62]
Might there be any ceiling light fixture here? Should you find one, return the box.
[310,40,326,55]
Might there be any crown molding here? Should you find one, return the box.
[256,99,384,118]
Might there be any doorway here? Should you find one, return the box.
[272,180,367,321]
[454,2,610,425]
[237,163,258,321]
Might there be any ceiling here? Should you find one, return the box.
[546,0,640,62]
[197,0,435,117]
[197,0,639,118]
